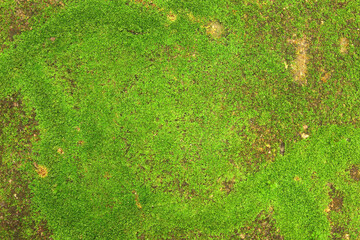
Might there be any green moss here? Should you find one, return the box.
[1,0,359,239]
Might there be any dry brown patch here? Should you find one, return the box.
[33,162,49,178]
[325,182,349,239]
[132,0,163,12]
[219,176,236,194]
[349,165,360,182]
[187,12,205,24]
[235,206,284,240]
[319,67,332,83]
[287,36,309,86]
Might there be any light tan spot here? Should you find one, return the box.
[287,36,309,86]
[324,206,330,213]
[205,20,226,39]
[57,148,64,154]
[132,190,142,209]
[294,176,301,181]
[300,132,309,139]
[339,37,349,54]
[167,11,177,22]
